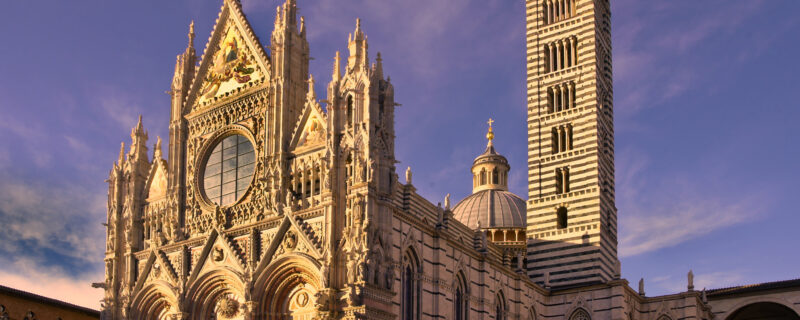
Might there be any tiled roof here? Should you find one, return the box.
[706,278,800,297]
[0,284,100,316]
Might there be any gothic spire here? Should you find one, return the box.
[117,142,125,167]
[128,115,149,163]
[347,18,369,72]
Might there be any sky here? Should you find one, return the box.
[0,0,798,310]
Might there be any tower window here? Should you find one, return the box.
[551,124,573,154]
[555,167,569,194]
[557,207,568,229]
[480,169,487,185]
[548,81,576,113]
[545,36,578,73]
[543,0,576,25]
[492,168,499,184]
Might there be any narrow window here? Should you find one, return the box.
[403,265,414,319]
[555,169,563,194]
[480,169,487,185]
[492,168,499,184]
[347,95,354,127]
[557,207,568,229]
[563,168,570,193]
[551,127,559,154]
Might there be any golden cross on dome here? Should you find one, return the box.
[486,118,495,144]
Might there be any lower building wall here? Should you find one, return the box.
[0,286,100,320]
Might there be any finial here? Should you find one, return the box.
[333,51,341,81]
[356,18,361,31]
[118,142,125,165]
[153,136,163,160]
[486,118,495,146]
[299,16,306,36]
[188,20,195,45]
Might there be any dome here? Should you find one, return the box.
[452,189,526,229]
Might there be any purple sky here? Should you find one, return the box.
[0,0,798,309]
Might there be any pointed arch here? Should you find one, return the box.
[184,268,246,320]
[454,270,469,320]
[129,283,178,320]
[495,290,507,320]
[569,308,591,320]
[253,254,322,319]
[401,246,420,320]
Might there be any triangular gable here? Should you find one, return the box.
[255,216,322,274]
[134,250,179,293]
[145,158,168,202]
[187,229,247,285]
[289,101,328,152]
[186,0,271,110]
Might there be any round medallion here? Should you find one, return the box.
[202,134,255,206]
[296,292,309,307]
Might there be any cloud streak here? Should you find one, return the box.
[616,149,768,257]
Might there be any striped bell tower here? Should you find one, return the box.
[524,0,618,287]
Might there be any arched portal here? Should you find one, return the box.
[255,255,322,320]
[129,283,178,320]
[185,269,246,320]
[727,302,800,320]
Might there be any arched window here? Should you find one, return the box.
[347,95,354,127]
[402,249,419,320]
[455,272,468,320]
[495,291,506,320]
[480,169,487,185]
[492,168,499,184]
[569,308,591,320]
[557,207,568,229]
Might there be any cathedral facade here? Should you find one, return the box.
[99,0,800,319]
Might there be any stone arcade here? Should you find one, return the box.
[99,0,800,319]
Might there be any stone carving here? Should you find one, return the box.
[216,295,240,318]
[405,166,412,184]
[213,247,225,262]
[285,231,298,250]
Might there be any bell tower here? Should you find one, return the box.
[525,0,618,287]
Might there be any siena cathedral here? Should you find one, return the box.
[98,0,800,319]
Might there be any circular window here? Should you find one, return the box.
[202,134,255,206]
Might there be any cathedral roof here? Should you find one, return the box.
[452,189,526,230]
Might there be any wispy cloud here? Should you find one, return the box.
[613,1,764,117]
[0,174,106,277]
[617,149,768,257]
[651,270,746,294]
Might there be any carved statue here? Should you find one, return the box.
[385,265,394,290]
[320,254,331,287]
[285,190,294,209]
[346,256,357,283]
[444,193,451,211]
[405,166,412,184]
[638,278,645,296]
[215,206,225,228]
[688,270,694,291]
